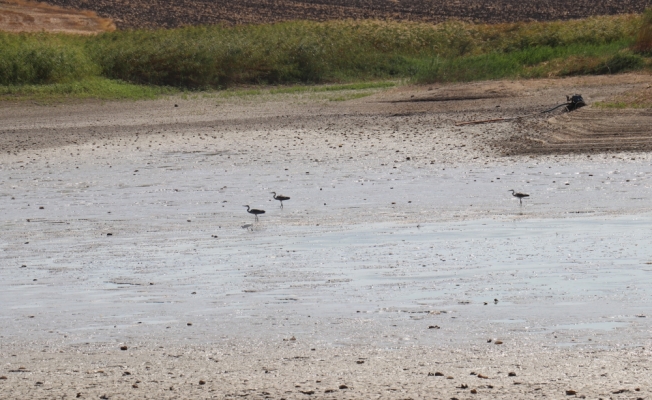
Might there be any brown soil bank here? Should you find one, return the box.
[40,0,652,29]
[0,0,114,33]
[506,108,652,155]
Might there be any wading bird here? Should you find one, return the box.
[271,192,290,208]
[243,205,265,221]
[508,189,529,205]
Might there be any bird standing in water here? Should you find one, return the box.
[243,205,265,221]
[508,189,529,205]
[271,192,290,208]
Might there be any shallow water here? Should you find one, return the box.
[2,145,652,348]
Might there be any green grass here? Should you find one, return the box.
[0,77,174,101]
[269,81,397,94]
[0,13,650,101]
[414,41,646,83]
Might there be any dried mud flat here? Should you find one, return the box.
[41,0,652,29]
[0,0,114,34]
[507,107,652,155]
[2,74,652,399]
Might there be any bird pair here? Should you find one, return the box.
[243,192,290,221]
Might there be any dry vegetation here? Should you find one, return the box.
[41,0,652,29]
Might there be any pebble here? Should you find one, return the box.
[566,390,577,395]
[199,380,206,385]
[120,346,128,351]
[508,372,516,376]
[428,325,440,329]
[495,340,503,345]
[187,322,192,326]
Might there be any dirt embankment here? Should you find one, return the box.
[0,0,114,34]
[39,0,652,29]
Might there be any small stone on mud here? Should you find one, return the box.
[447,376,454,379]
[106,233,112,236]
[356,360,364,364]
[470,389,477,394]
[428,325,440,329]
[477,374,488,379]
[191,292,196,294]
[339,385,348,389]
[187,322,192,326]
[566,390,577,395]
[0,376,6,380]
[120,346,128,350]
[132,384,138,388]
[495,340,503,345]
[508,372,516,376]
[199,380,206,385]
[39,206,44,209]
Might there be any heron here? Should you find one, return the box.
[243,205,265,221]
[508,189,529,205]
[271,192,290,208]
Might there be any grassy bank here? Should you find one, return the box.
[0,13,650,100]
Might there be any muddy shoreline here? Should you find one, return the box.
[2,75,652,398]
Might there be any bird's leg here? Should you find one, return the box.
[280,201,283,209]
